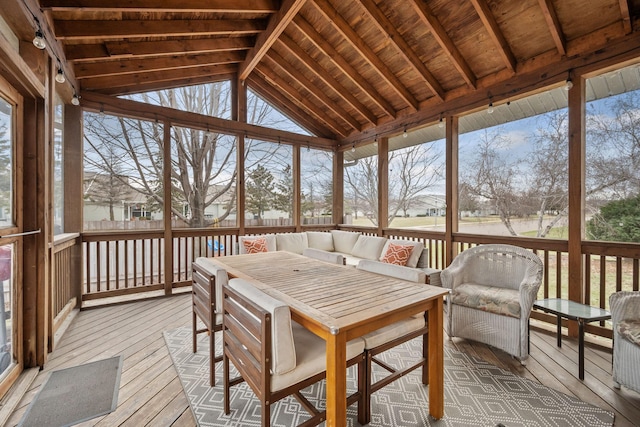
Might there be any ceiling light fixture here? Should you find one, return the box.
[351,143,356,153]
[403,128,408,138]
[438,113,444,128]
[55,68,65,83]
[71,94,80,106]
[33,29,46,50]
[487,101,494,114]
[564,70,574,90]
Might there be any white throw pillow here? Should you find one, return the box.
[276,232,309,254]
[350,235,388,260]
[380,239,425,268]
[306,231,335,252]
[330,230,361,254]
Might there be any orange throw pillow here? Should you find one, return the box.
[243,237,268,254]
[381,242,414,266]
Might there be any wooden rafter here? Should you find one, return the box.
[358,0,444,100]
[66,37,255,62]
[313,0,419,111]
[255,65,349,138]
[537,0,566,56]
[238,0,307,81]
[75,51,245,79]
[469,0,517,72]
[99,73,237,96]
[265,51,361,132]
[619,0,632,34]
[248,74,334,139]
[41,0,278,12]
[277,34,378,125]
[292,16,396,119]
[81,63,238,92]
[409,0,476,88]
[54,19,266,40]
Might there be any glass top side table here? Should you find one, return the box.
[533,298,611,380]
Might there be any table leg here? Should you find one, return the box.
[428,297,445,419]
[326,331,347,426]
[557,315,562,347]
[578,319,585,380]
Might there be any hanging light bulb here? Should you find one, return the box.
[564,77,573,90]
[373,136,378,147]
[487,102,494,114]
[55,68,65,83]
[33,29,46,50]
[403,128,408,138]
[71,94,80,106]
[351,143,356,152]
[438,114,444,128]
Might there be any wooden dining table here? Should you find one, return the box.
[214,251,448,426]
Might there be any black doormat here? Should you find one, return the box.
[19,355,123,427]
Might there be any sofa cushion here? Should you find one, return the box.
[415,248,430,268]
[303,248,344,265]
[357,259,426,283]
[227,278,297,375]
[351,235,388,260]
[451,283,521,318]
[306,231,335,252]
[276,232,308,254]
[380,242,414,266]
[330,230,361,254]
[380,239,425,268]
[617,319,640,346]
[238,235,276,254]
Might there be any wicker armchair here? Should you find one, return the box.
[440,244,543,363]
[610,291,640,393]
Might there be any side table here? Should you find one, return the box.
[533,298,611,380]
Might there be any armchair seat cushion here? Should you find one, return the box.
[616,319,640,346]
[451,283,521,318]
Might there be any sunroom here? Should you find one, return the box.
[0,0,639,426]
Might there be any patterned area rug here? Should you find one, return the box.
[164,327,614,427]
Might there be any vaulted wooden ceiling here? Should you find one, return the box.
[14,0,640,143]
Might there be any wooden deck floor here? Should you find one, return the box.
[4,293,640,426]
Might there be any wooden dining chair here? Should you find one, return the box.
[356,259,429,425]
[192,258,227,386]
[222,278,367,427]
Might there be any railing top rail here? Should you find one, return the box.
[453,233,569,252]
[82,229,165,242]
[582,241,640,258]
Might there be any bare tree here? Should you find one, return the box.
[344,156,378,225]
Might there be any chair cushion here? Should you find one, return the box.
[380,239,425,268]
[617,319,640,346]
[276,232,308,254]
[330,230,361,254]
[380,242,414,266]
[361,315,426,349]
[194,257,229,312]
[451,283,521,318]
[351,235,387,260]
[227,278,296,375]
[271,323,365,392]
[306,231,335,252]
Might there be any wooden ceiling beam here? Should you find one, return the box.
[66,37,255,62]
[313,0,419,112]
[238,0,307,81]
[265,51,361,132]
[255,65,349,138]
[248,75,335,139]
[75,51,245,79]
[292,16,396,119]
[357,0,444,100]
[410,0,476,89]
[98,73,237,96]
[537,0,566,56]
[618,0,632,34]
[54,19,266,40]
[277,35,378,125]
[79,90,337,149]
[80,63,238,91]
[41,0,278,13]
[469,0,517,72]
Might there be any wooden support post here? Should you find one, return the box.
[377,137,389,236]
[163,121,173,295]
[567,73,586,337]
[333,150,343,225]
[293,145,301,231]
[235,76,247,235]
[445,116,459,266]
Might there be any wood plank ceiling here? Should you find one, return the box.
[33,0,640,143]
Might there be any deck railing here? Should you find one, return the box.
[51,233,81,338]
[75,225,640,340]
